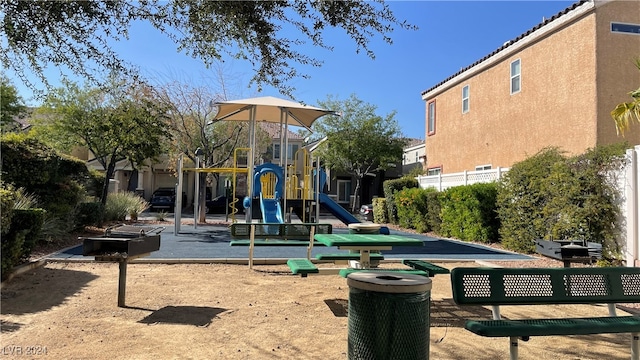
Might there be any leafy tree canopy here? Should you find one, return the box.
[312,94,407,209]
[0,75,27,131]
[2,0,416,97]
[34,76,172,204]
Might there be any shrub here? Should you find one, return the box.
[496,144,628,255]
[0,184,16,236]
[496,148,567,253]
[76,202,105,228]
[104,192,149,221]
[425,191,443,234]
[383,177,418,224]
[372,197,388,224]
[10,209,45,255]
[1,208,45,279]
[395,187,433,233]
[439,183,499,243]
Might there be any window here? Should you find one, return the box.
[462,85,470,113]
[273,144,299,160]
[611,22,640,35]
[427,100,436,135]
[273,144,280,159]
[510,59,521,94]
[427,167,441,176]
[337,180,351,204]
[475,164,492,171]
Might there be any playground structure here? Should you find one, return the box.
[175,145,363,233]
[172,96,367,233]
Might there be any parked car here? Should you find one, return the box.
[149,187,186,212]
[359,204,374,221]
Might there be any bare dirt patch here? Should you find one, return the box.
[3,220,636,359]
[1,260,637,360]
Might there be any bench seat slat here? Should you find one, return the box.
[316,253,384,261]
[402,259,450,276]
[287,259,319,277]
[466,316,640,337]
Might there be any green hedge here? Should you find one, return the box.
[439,183,499,243]
[372,197,388,224]
[382,177,418,224]
[1,208,45,280]
[496,144,627,255]
[0,185,15,236]
[395,187,435,233]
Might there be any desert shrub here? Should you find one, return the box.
[104,192,149,221]
[439,183,499,243]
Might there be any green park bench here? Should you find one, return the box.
[450,266,640,360]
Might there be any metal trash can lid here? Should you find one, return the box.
[347,271,432,294]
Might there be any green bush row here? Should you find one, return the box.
[382,143,628,260]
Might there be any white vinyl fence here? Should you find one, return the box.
[416,146,640,267]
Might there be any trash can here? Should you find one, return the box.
[348,223,382,234]
[347,272,432,360]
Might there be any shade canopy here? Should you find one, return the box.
[212,96,334,129]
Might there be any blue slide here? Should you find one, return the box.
[260,192,284,223]
[318,193,359,224]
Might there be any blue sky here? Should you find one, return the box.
[10,1,577,139]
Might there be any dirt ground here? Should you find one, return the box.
[1,259,638,360]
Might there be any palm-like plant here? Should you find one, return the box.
[611,57,640,136]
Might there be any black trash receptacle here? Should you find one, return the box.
[347,271,432,360]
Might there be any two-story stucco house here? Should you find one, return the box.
[421,0,640,174]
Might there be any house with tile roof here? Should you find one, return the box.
[421,0,640,174]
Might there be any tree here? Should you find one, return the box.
[0,75,27,132]
[2,1,416,97]
[312,94,407,211]
[35,78,172,204]
[611,57,640,135]
[151,80,270,222]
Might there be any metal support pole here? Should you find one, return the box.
[194,156,200,229]
[117,260,128,307]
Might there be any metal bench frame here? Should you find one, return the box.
[230,223,332,268]
[451,266,640,360]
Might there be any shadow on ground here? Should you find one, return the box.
[1,267,98,316]
[138,305,229,327]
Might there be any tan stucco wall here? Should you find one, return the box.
[595,0,640,145]
[424,0,640,173]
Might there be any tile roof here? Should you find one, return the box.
[421,0,589,96]
[258,121,305,140]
